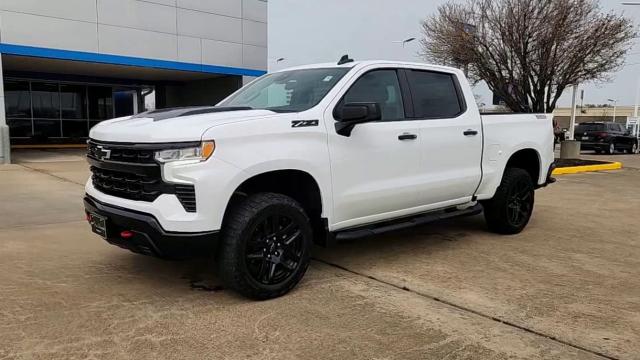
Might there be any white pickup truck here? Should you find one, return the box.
[84,59,555,299]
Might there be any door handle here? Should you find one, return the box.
[398,133,418,141]
[463,129,478,136]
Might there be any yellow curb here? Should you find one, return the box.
[552,162,623,175]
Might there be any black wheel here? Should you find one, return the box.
[628,142,638,154]
[482,168,534,235]
[606,142,616,154]
[217,193,312,300]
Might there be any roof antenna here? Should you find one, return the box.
[337,54,354,65]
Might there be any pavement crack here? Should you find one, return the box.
[312,257,619,360]
[0,219,86,231]
[17,163,85,187]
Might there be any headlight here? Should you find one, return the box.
[155,141,215,163]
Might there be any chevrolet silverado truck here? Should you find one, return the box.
[84,59,555,299]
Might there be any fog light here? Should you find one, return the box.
[120,230,134,239]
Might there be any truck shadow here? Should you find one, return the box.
[313,214,488,264]
[114,214,487,296]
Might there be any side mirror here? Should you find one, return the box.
[334,102,381,137]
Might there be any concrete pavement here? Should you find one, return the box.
[1,149,639,359]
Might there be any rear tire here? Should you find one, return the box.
[217,193,312,300]
[628,142,638,154]
[606,142,616,155]
[482,168,535,235]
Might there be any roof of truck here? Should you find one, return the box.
[274,60,460,74]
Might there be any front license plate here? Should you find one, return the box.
[89,212,107,239]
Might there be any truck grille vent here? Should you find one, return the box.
[91,167,162,202]
[90,167,197,213]
[87,142,156,164]
[174,185,197,212]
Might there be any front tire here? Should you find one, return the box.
[482,168,535,235]
[628,142,638,154]
[217,193,312,300]
[606,142,616,155]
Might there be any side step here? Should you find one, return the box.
[334,204,483,241]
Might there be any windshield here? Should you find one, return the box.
[219,68,351,112]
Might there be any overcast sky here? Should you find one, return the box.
[268,0,640,109]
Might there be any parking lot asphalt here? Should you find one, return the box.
[2,149,639,359]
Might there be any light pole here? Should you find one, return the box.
[392,37,416,48]
[608,99,618,122]
[623,2,639,118]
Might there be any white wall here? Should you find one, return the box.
[0,0,268,71]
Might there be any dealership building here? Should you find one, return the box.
[0,0,268,163]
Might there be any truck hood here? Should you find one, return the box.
[89,107,279,143]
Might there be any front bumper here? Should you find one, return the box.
[84,195,218,259]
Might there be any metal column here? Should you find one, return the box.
[0,52,10,164]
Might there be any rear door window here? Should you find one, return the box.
[405,70,464,119]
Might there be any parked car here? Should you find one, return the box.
[575,122,639,154]
[84,59,555,299]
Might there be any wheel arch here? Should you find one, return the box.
[221,168,328,244]
[504,148,542,185]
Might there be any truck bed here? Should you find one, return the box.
[474,113,555,199]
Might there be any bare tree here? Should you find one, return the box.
[420,0,636,113]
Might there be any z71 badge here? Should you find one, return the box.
[291,120,319,128]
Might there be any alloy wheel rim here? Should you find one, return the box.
[245,214,304,285]
[506,179,533,226]
[610,144,615,153]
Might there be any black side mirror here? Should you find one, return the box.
[334,102,381,137]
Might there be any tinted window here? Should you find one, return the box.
[575,123,605,133]
[5,80,31,119]
[341,69,404,121]
[31,82,60,119]
[406,70,462,118]
[60,84,87,119]
[88,86,113,120]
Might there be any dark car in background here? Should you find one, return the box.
[576,122,638,154]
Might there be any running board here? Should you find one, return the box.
[334,204,483,241]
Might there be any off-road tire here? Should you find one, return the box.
[217,193,312,300]
[482,168,535,235]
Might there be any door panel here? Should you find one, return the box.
[403,69,482,205]
[327,69,424,226]
[328,121,423,225]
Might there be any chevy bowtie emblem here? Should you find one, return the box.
[95,145,111,160]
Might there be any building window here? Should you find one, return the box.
[61,84,88,138]
[3,79,141,143]
[32,82,61,138]
[5,80,32,138]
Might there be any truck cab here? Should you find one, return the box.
[85,59,555,299]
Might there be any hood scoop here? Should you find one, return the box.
[132,106,253,121]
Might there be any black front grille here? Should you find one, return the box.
[88,140,198,212]
[87,142,155,164]
[91,166,163,202]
